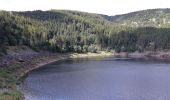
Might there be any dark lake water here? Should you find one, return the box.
[20,57,170,100]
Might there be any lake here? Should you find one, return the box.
[20,57,170,100]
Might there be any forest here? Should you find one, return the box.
[1,9,170,55]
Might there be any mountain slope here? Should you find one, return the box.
[104,8,170,27]
[1,9,170,55]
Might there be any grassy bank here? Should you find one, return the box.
[0,90,22,100]
[0,51,113,100]
[0,69,23,100]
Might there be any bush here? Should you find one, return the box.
[7,34,18,46]
[88,45,97,53]
[106,47,111,52]
[115,47,121,53]
[82,45,88,53]
[73,45,82,53]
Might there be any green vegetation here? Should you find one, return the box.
[0,69,23,100]
[104,8,170,28]
[0,69,16,89]
[0,10,116,53]
[1,9,170,54]
[0,91,22,100]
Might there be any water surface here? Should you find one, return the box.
[21,57,170,100]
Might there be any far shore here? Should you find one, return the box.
[114,51,170,59]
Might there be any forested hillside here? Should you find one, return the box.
[106,9,170,27]
[1,9,170,55]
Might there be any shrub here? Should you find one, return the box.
[73,45,82,53]
[82,45,88,53]
[88,45,97,53]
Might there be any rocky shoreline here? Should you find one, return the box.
[16,51,114,81]
[2,49,170,83]
[114,51,170,59]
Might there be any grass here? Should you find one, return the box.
[0,69,23,100]
[0,55,47,100]
[0,69,16,89]
[0,91,22,100]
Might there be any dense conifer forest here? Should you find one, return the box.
[1,9,170,55]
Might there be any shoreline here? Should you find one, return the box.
[16,55,68,81]
[15,51,170,83]
[17,51,114,81]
